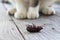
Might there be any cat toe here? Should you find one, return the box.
[14,11,27,19]
[8,8,16,16]
[41,7,55,16]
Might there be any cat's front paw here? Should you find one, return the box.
[27,7,39,19]
[27,11,39,19]
[14,11,27,19]
[8,8,16,16]
[41,7,55,16]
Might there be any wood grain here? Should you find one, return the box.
[3,2,60,40]
[0,3,24,40]
[12,3,60,40]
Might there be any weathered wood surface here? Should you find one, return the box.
[1,2,60,40]
[0,3,24,40]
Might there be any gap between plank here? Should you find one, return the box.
[2,3,26,40]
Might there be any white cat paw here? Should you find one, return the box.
[42,7,55,15]
[14,11,27,19]
[8,8,16,16]
[27,6,39,19]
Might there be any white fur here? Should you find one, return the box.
[8,8,16,15]
[14,7,27,19]
[8,0,56,19]
[14,0,27,19]
[41,7,55,15]
[14,10,27,19]
[27,5,40,19]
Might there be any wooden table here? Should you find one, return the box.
[0,2,60,40]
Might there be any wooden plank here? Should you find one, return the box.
[0,3,24,40]
[12,18,60,40]
[0,3,11,21]
[0,21,24,40]
[4,3,60,40]
[12,4,60,40]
